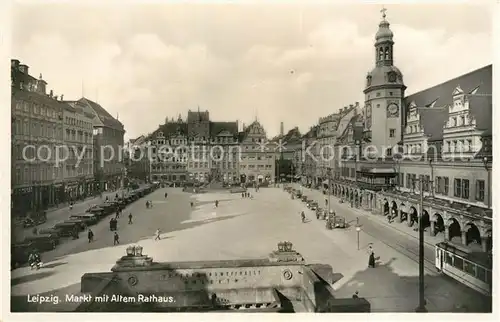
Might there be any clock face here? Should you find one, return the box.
[388,103,398,116]
[388,72,397,82]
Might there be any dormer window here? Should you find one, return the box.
[460,116,465,126]
[452,117,457,126]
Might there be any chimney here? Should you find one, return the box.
[344,106,348,111]
[49,90,53,97]
[11,59,20,69]
[280,122,284,136]
[54,95,58,100]
[243,123,246,131]
[349,104,353,108]
[355,101,359,107]
[339,108,343,114]
[60,94,64,101]
[19,64,29,74]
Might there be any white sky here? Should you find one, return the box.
[11,1,492,140]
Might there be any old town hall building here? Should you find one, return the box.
[315,11,492,253]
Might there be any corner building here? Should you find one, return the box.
[331,12,492,253]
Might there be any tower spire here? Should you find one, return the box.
[380,7,387,20]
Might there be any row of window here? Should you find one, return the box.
[65,129,92,143]
[446,114,471,128]
[443,139,475,153]
[402,173,486,202]
[12,144,93,161]
[15,100,61,120]
[65,116,92,130]
[13,164,93,186]
[444,252,491,284]
[13,118,64,140]
[241,164,273,169]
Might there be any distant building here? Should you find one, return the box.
[61,100,95,200]
[11,60,66,215]
[149,116,188,183]
[77,97,125,192]
[239,120,275,184]
[126,135,151,182]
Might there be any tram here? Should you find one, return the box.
[435,241,492,296]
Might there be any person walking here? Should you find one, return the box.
[88,229,94,243]
[368,245,375,268]
[113,232,120,245]
[215,200,219,208]
[128,213,133,224]
[154,228,161,241]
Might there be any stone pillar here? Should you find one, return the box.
[461,230,467,246]
[444,226,450,241]
[430,221,436,237]
[481,237,489,252]
[398,210,403,223]
[407,215,413,227]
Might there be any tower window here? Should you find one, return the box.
[379,47,384,60]
[385,47,389,59]
[389,92,393,96]
[376,92,381,97]
[389,129,396,137]
[376,104,380,108]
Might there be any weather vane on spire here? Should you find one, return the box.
[381,7,387,20]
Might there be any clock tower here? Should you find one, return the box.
[363,9,406,157]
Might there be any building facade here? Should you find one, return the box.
[325,12,492,252]
[125,135,151,183]
[61,100,95,201]
[78,98,125,192]
[11,59,66,216]
[149,117,189,183]
[239,121,275,184]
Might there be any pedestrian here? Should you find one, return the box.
[190,201,194,208]
[72,227,79,240]
[69,201,73,211]
[241,192,244,198]
[128,213,133,224]
[113,232,120,245]
[352,291,359,299]
[115,211,120,219]
[215,200,219,208]
[88,229,94,243]
[155,228,161,241]
[368,246,375,268]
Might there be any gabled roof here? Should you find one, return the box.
[150,122,188,140]
[404,65,491,110]
[417,107,448,141]
[78,97,124,131]
[210,121,238,137]
[405,65,492,140]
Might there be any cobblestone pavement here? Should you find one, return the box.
[10,187,491,312]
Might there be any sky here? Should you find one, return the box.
[11,1,493,141]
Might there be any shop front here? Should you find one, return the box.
[11,186,33,217]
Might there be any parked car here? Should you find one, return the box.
[301,195,308,202]
[64,219,87,231]
[53,222,81,237]
[22,234,58,252]
[309,202,318,210]
[69,213,98,226]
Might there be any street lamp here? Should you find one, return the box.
[411,175,429,313]
[355,217,361,250]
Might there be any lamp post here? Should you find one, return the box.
[355,217,361,250]
[327,168,332,214]
[411,175,428,313]
[483,156,490,208]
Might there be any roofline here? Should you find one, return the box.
[404,64,492,99]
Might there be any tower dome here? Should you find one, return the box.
[375,19,394,44]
